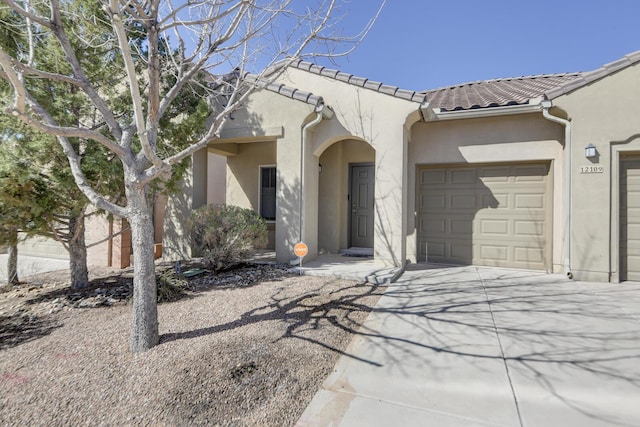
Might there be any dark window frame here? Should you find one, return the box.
[259,165,276,222]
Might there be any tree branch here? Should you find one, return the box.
[0,0,53,28]
[108,0,163,168]
[43,0,124,142]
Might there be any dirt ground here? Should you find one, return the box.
[0,264,384,426]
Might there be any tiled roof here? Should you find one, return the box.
[208,71,324,108]
[260,81,323,106]
[262,50,640,112]
[285,59,427,103]
[423,50,640,111]
[422,74,582,112]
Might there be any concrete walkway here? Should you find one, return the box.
[296,265,640,427]
[0,254,69,284]
[292,254,403,284]
[250,252,403,284]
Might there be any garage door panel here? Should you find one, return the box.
[17,235,69,260]
[417,162,550,270]
[486,193,508,208]
[425,241,446,258]
[420,169,446,185]
[623,191,640,208]
[515,247,545,263]
[421,194,445,209]
[480,167,510,181]
[450,241,473,260]
[514,220,544,237]
[514,193,545,209]
[451,194,477,209]
[423,217,446,234]
[480,245,509,262]
[621,157,640,281]
[451,218,473,234]
[625,173,640,185]
[480,219,509,235]
[450,169,477,184]
[513,171,547,182]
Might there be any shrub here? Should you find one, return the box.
[190,204,268,272]
[156,269,189,302]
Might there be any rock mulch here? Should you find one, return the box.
[0,263,384,426]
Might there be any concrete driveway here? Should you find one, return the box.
[296,265,640,427]
[0,254,69,284]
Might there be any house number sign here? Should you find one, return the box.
[580,165,604,174]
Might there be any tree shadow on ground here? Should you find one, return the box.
[365,265,640,425]
[160,279,386,365]
[161,265,640,425]
[0,263,292,350]
[17,262,289,311]
[0,313,62,351]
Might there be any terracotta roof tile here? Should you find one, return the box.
[282,59,426,103]
[423,74,582,111]
[265,50,640,111]
[244,74,323,107]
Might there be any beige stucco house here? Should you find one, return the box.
[13,50,639,284]
[164,50,640,283]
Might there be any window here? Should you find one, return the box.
[260,166,276,221]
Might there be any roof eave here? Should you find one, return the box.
[545,50,640,100]
[421,101,543,122]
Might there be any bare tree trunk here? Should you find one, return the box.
[127,185,158,352]
[7,232,19,285]
[68,213,89,289]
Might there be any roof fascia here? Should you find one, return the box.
[545,50,640,99]
[420,101,543,122]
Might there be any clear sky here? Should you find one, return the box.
[316,0,640,91]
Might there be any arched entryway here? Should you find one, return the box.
[316,138,376,254]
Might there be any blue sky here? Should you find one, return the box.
[316,0,640,91]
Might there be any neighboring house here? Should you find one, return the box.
[164,50,640,283]
[16,195,171,269]
[17,211,136,269]
[14,152,227,272]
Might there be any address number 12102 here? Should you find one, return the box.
[580,166,604,174]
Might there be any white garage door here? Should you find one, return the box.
[417,162,551,270]
[621,156,640,281]
[17,235,69,260]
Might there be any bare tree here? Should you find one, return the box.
[0,0,383,351]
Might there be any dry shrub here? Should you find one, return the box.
[190,205,267,272]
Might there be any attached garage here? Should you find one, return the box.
[621,156,640,281]
[17,235,69,260]
[417,162,551,270]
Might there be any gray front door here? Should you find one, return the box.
[350,164,375,248]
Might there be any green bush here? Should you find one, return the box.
[190,204,268,272]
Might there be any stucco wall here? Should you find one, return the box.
[281,68,419,266]
[552,62,640,282]
[226,141,277,249]
[163,156,194,262]
[86,212,111,266]
[207,153,227,205]
[211,89,315,262]
[226,141,276,211]
[408,113,565,271]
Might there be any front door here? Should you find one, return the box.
[350,164,375,248]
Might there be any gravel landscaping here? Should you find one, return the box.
[0,263,384,426]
